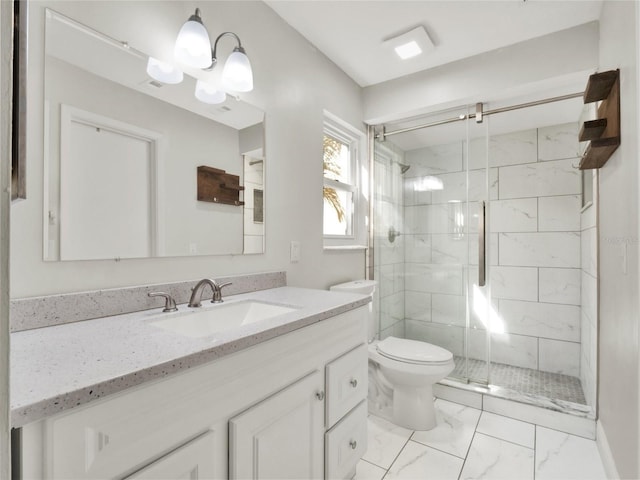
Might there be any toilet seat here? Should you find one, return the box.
[377,337,453,365]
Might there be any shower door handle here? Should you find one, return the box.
[478,201,486,287]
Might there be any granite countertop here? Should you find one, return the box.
[11,286,370,428]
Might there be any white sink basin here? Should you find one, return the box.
[149,300,298,338]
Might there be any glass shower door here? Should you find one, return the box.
[372,105,491,386]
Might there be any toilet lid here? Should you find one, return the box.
[377,337,453,364]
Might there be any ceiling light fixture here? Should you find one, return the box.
[384,26,435,61]
[174,9,253,93]
[146,56,184,84]
[394,41,422,60]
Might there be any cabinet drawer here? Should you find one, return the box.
[124,431,216,480]
[326,344,367,427]
[325,401,367,480]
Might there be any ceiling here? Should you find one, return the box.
[265,0,603,87]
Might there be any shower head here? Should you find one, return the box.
[398,163,411,174]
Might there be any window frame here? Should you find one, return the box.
[322,111,367,249]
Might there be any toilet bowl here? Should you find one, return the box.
[329,280,455,431]
[369,336,454,430]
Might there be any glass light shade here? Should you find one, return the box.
[195,80,227,104]
[146,57,183,84]
[221,50,253,92]
[174,18,212,69]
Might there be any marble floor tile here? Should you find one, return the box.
[411,399,481,458]
[460,433,534,480]
[385,440,464,480]
[535,426,607,479]
[362,415,413,469]
[353,459,386,480]
[475,411,535,448]
[361,401,606,480]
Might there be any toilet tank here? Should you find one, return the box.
[329,280,378,342]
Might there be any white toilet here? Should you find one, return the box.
[330,280,455,431]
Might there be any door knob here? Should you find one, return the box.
[316,391,325,401]
[349,440,357,450]
[350,378,358,388]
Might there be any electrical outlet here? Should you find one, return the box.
[290,241,301,263]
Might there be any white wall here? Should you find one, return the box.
[11,1,365,298]
[596,1,640,479]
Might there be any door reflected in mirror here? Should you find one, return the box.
[42,8,265,261]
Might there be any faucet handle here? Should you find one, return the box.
[148,292,178,312]
[211,282,232,303]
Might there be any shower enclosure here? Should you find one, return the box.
[370,95,597,414]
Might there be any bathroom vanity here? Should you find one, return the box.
[12,287,370,479]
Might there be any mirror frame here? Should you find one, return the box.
[11,0,27,201]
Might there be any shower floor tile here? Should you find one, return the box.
[451,356,586,405]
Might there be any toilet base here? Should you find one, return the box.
[392,383,436,431]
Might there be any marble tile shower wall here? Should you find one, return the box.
[403,123,583,378]
[580,170,598,408]
[374,141,406,339]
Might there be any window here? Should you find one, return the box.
[323,112,366,248]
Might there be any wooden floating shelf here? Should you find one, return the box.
[579,119,607,142]
[197,165,245,206]
[583,70,618,103]
[579,69,620,170]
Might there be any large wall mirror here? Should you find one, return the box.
[41,7,265,261]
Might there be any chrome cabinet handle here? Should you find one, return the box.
[478,200,486,287]
[350,378,358,388]
[349,440,357,450]
[316,391,325,401]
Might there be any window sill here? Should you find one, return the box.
[323,245,368,252]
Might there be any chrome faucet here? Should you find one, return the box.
[188,279,232,307]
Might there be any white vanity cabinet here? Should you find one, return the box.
[18,306,368,480]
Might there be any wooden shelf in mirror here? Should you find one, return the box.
[197,166,245,206]
[579,69,620,170]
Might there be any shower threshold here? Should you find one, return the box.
[440,356,594,421]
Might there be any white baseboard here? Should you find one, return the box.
[596,420,620,479]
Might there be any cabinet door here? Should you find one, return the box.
[229,371,324,479]
[124,431,216,480]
